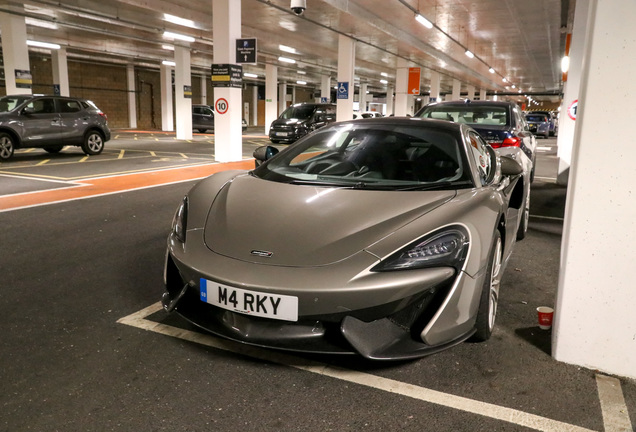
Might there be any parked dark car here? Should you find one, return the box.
[415,100,535,239]
[0,94,110,160]
[525,112,550,138]
[528,110,558,136]
[269,103,336,144]
[192,104,215,133]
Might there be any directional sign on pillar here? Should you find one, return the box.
[408,67,421,95]
[236,38,257,64]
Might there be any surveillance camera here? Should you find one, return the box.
[290,0,306,15]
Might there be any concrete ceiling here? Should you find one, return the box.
[0,0,573,103]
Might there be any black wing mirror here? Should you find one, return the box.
[500,155,523,176]
[253,145,279,167]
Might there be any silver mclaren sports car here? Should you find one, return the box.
[162,117,529,360]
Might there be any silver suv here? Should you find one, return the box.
[0,94,111,160]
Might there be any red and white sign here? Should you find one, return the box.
[408,67,421,95]
[215,98,229,114]
[567,99,578,121]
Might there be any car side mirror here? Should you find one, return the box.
[500,155,523,176]
[22,107,35,115]
[253,145,279,167]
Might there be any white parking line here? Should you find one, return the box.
[536,146,553,151]
[596,375,633,431]
[118,302,597,432]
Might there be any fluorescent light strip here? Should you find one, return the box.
[244,73,258,78]
[279,44,296,54]
[27,40,60,49]
[164,13,196,29]
[25,17,58,30]
[415,14,433,29]
[278,56,296,64]
[163,31,195,43]
[296,80,307,85]
[162,60,176,66]
[488,68,495,74]
[465,50,475,59]
[162,44,175,51]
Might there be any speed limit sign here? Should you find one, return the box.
[567,99,578,121]
[215,98,229,114]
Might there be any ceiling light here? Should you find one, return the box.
[415,14,433,29]
[162,60,176,66]
[488,67,495,74]
[296,80,307,85]
[381,72,388,77]
[278,56,296,64]
[380,79,388,84]
[27,40,60,49]
[297,70,306,75]
[279,45,297,54]
[511,84,516,89]
[162,44,175,51]
[561,56,570,73]
[244,73,258,78]
[502,77,508,83]
[25,17,58,30]
[163,31,195,43]
[164,13,196,29]
[465,50,474,59]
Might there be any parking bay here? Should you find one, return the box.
[1,134,633,431]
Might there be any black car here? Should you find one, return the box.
[0,94,111,160]
[269,103,336,144]
[192,104,215,133]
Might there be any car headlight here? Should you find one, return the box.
[171,196,188,243]
[373,227,469,272]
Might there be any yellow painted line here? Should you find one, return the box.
[36,159,50,166]
[150,151,157,156]
[180,153,188,158]
[79,156,89,163]
[24,148,36,153]
[155,138,159,141]
[114,135,119,139]
[118,150,125,159]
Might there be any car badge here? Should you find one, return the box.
[251,250,273,258]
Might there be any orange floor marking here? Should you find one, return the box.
[0,160,254,211]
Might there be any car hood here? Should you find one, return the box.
[271,118,306,127]
[203,174,456,267]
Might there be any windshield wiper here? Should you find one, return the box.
[289,179,350,187]
[396,181,472,191]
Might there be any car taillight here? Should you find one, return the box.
[99,112,108,121]
[501,137,521,147]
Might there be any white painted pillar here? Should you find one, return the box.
[200,75,207,105]
[479,88,487,101]
[553,0,636,380]
[321,75,331,103]
[336,34,355,121]
[467,85,475,100]
[359,83,368,112]
[52,48,69,97]
[174,45,192,140]
[251,85,258,126]
[278,83,287,113]
[292,86,296,104]
[386,85,394,116]
[160,63,174,132]
[126,64,137,129]
[265,64,278,134]
[429,71,440,102]
[394,58,409,117]
[452,79,461,100]
[213,0,242,161]
[556,0,590,186]
[0,12,31,95]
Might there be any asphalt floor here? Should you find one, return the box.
[1,131,634,432]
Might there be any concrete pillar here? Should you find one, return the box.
[336,34,355,121]
[479,88,487,101]
[556,0,590,186]
[386,85,394,116]
[174,45,192,140]
[394,58,409,117]
[452,79,461,100]
[213,0,242,162]
[321,75,331,103]
[553,0,636,380]
[200,75,207,105]
[265,64,278,134]
[278,83,287,113]
[126,65,137,129]
[160,63,174,132]
[251,85,258,126]
[429,72,440,102]
[467,85,475,100]
[0,12,31,95]
[359,83,368,112]
[52,48,69,97]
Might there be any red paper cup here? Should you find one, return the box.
[537,306,554,330]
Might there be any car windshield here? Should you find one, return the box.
[417,105,509,127]
[254,123,473,190]
[280,105,315,120]
[0,96,32,113]
[526,114,548,122]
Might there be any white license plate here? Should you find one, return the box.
[200,279,298,322]
[275,132,289,136]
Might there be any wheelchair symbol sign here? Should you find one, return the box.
[337,82,349,99]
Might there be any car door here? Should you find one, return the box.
[193,106,215,131]
[19,97,62,147]
[57,98,87,145]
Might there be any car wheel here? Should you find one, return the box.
[198,129,207,133]
[81,131,104,155]
[0,132,15,160]
[516,190,530,240]
[45,145,64,154]
[472,230,503,342]
[270,139,280,144]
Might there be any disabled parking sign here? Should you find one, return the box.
[337,82,349,99]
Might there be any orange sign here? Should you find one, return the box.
[408,67,421,95]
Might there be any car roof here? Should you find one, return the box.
[337,116,466,133]
[425,100,517,108]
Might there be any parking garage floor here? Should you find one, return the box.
[1,131,634,432]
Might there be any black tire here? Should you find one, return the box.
[472,230,503,342]
[516,190,530,240]
[270,139,280,144]
[0,132,15,160]
[198,129,207,133]
[45,145,64,154]
[81,131,104,155]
